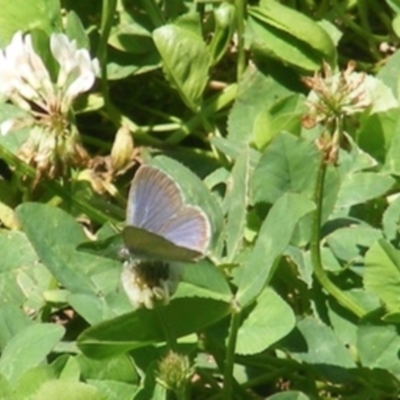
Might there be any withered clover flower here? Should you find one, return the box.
[302,62,372,164]
[0,31,99,179]
[121,259,183,309]
[302,61,371,129]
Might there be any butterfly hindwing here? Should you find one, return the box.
[122,226,202,262]
[157,206,210,253]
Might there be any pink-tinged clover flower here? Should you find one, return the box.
[302,61,372,130]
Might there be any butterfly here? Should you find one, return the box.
[122,165,211,263]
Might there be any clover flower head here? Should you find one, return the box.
[0,30,99,179]
[302,61,372,129]
[157,351,192,394]
[121,258,183,309]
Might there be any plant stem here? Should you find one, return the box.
[368,0,393,33]
[97,0,117,109]
[331,0,383,60]
[222,304,241,400]
[235,0,246,81]
[166,83,237,144]
[140,0,165,27]
[310,158,366,319]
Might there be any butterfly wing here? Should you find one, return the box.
[127,165,183,233]
[125,165,211,259]
[122,226,203,262]
[157,206,210,254]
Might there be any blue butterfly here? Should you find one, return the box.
[122,165,211,262]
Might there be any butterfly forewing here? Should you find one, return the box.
[127,166,183,233]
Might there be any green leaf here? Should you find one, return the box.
[0,374,11,399]
[326,225,382,262]
[358,110,399,165]
[17,203,129,324]
[0,305,31,351]
[364,239,400,312]
[253,95,305,150]
[208,3,235,65]
[382,195,400,241]
[284,317,356,369]
[248,4,336,71]
[0,230,51,311]
[252,132,320,204]
[106,46,160,81]
[12,364,57,399]
[177,260,232,302]
[77,353,138,383]
[0,103,30,153]
[0,323,64,383]
[236,287,295,355]
[32,380,107,400]
[268,392,310,400]
[17,203,96,293]
[224,149,250,262]
[227,67,294,145]
[336,172,394,208]
[387,0,400,13]
[153,24,210,111]
[211,137,261,168]
[77,234,124,262]
[0,0,62,47]
[59,356,80,381]
[377,48,400,98]
[107,7,156,57]
[78,297,231,359]
[384,113,400,175]
[358,323,400,380]
[65,11,89,49]
[236,193,315,307]
[87,380,138,400]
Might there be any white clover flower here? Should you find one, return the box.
[0,31,99,117]
[0,31,98,179]
[121,259,183,309]
[50,33,99,112]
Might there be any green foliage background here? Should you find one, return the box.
[0,0,400,399]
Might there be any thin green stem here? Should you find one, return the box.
[222,306,241,400]
[331,0,384,61]
[234,0,246,81]
[195,368,221,392]
[357,0,374,40]
[368,0,393,33]
[156,306,177,351]
[166,83,237,144]
[315,0,331,19]
[97,0,117,109]
[139,0,165,27]
[310,158,366,319]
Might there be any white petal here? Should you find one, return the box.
[0,119,15,135]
